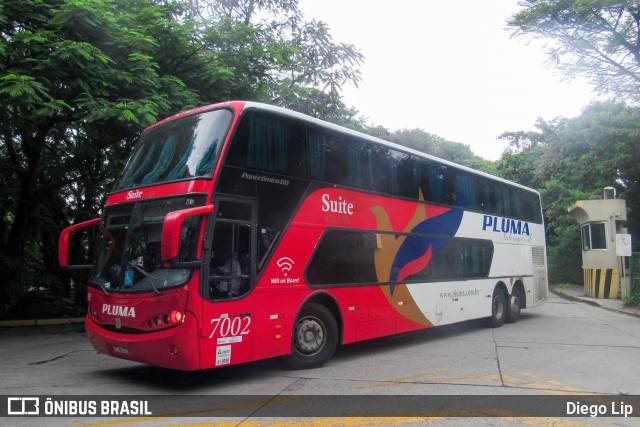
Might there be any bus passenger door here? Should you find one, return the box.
[200,197,256,369]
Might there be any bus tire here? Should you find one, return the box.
[287,303,338,370]
[506,286,522,324]
[487,287,506,328]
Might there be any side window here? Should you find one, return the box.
[511,188,524,218]
[415,158,429,201]
[494,184,511,217]
[368,145,391,193]
[582,222,607,250]
[455,171,479,209]
[312,130,347,185]
[226,112,306,177]
[306,230,377,285]
[406,238,494,282]
[426,161,447,203]
[477,177,490,212]
[419,160,447,204]
[524,191,543,223]
[477,178,542,223]
[389,150,415,198]
[309,129,366,188]
[307,230,493,286]
[344,136,366,188]
[208,201,253,300]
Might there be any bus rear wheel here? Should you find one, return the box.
[487,287,506,328]
[287,303,338,370]
[506,286,523,323]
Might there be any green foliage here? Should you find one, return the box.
[550,283,582,289]
[0,0,366,317]
[185,0,363,113]
[508,1,640,99]
[496,100,640,284]
[624,290,640,307]
[628,255,640,306]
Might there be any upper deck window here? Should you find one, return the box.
[226,112,307,178]
[114,109,233,191]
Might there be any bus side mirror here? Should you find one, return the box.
[59,218,101,269]
[161,204,215,264]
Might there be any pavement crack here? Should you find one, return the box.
[604,323,640,341]
[28,349,89,365]
[492,328,505,387]
[496,341,640,350]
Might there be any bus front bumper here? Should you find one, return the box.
[85,312,201,371]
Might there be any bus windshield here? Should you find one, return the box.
[114,108,233,191]
[89,196,206,293]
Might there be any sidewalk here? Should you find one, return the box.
[551,286,640,318]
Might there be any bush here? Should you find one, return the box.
[624,290,640,307]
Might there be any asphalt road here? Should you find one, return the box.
[1,293,639,426]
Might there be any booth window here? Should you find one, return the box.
[581,222,607,250]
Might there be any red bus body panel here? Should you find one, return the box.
[86,314,200,371]
[85,288,201,370]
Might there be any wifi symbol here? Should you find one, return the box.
[277,257,295,276]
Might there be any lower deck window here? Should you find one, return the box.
[306,229,494,286]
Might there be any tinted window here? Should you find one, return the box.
[494,184,511,217]
[309,129,366,188]
[418,160,447,204]
[455,171,478,209]
[228,115,544,224]
[405,238,494,281]
[306,229,378,285]
[524,190,543,223]
[226,112,306,177]
[306,230,494,286]
[368,144,391,193]
[389,150,416,198]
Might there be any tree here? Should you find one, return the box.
[497,101,640,284]
[508,1,640,99]
[186,0,364,118]
[0,0,366,316]
[0,0,201,305]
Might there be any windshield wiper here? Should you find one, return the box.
[127,261,162,295]
[89,279,111,297]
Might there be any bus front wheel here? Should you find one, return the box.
[287,303,338,370]
[487,287,506,328]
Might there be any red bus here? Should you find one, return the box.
[59,101,548,371]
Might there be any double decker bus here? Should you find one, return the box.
[59,101,548,371]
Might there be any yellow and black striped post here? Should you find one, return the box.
[583,268,619,299]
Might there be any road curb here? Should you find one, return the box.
[551,288,601,307]
[551,288,640,318]
[0,317,85,327]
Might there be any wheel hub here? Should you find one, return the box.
[295,318,324,354]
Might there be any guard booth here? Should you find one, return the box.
[568,187,631,299]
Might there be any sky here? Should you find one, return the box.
[298,0,599,160]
